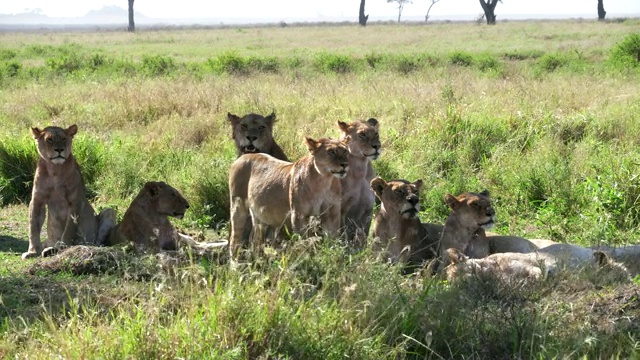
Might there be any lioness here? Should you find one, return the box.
[228,137,349,256]
[228,112,288,161]
[437,190,538,269]
[337,118,381,246]
[370,177,441,267]
[24,125,115,260]
[105,181,193,252]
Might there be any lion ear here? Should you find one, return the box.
[265,112,276,124]
[227,112,240,124]
[446,248,467,264]
[444,194,460,210]
[304,137,319,152]
[31,127,44,139]
[593,250,610,267]
[366,118,379,130]
[370,177,387,199]
[65,124,78,137]
[145,181,161,197]
[413,179,424,192]
[337,121,350,134]
[479,189,490,198]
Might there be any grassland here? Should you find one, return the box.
[1,19,640,358]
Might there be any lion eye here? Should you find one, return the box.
[471,203,480,209]
[241,124,248,130]
[328,150,335,156]
[394,189,403,195]
[259,126,266,131]
[358,133,366,139]
[46,138,54,144]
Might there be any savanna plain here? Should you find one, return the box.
[1,19,640,358]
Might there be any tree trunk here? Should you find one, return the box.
[359,0,369,26]
[597,0,606,21]
[397,3,404,23]
[479,0,498,25]
[128,0,135,32]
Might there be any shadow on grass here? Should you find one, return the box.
[0,235,27,254]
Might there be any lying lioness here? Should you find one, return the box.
[106,181,192,252]
[24,125,115,260]
[228,137,350,256]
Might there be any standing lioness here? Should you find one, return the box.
[24,125,115,260]
[228,137,350,256]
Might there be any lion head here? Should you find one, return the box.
[444,248,543,282]
[31,124,77,165]
[228,112,277,155]
[444,190,495,230]
[144,181,190,219]
[337,118,381,160]
[304,137,350,179]
[371,177,423,219]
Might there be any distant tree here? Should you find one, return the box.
[127,0,135,32]
[359,0,369,26]
[387,0,412,23]
[425,0,441,23]
[479,0,501,25]
[597,0,606,21]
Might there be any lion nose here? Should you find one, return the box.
[372,144,380,151]
[407,195,418,206]
[54,147,64,153]
[246,136,257,142]
[486,208,494,217]
[185,202,190,209]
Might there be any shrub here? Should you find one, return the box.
[536,53,570,72]
[206,52,248,74]
[0,137,37,205]
[394,54,421,74]
[247,56,280,73]
[2,61,22,78]
[45,54,85,74]
[313,53,354,73]
[608,33,640,69]
[448,51,474,66]
[476,54,501,72]
[0,49,17,61]
[141,55,176,76]
[365,52,385,68]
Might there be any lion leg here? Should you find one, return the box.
[24,198,46,259]
[321,203,341,238]
[229,197,250,257]
[96,208,116,246]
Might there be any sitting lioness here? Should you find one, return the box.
[106,181,191,252]
[370,177,442,268]
[227,111,288,161]
[437,190,538,269]
[24,125,115,260]
[337,118,381,246]
[228,137,349,256]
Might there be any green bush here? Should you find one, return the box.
[535,53,570,72]
[141,55,176,76]
[476,54,501,72]
[1,61,22,78]
[247,56,280,73]
[206,52,248,74]
[45,54,85,73]
[0,137,37,206]
[313,53,354,73]
[448,51,474,66]
[394,54,421,74]
[608,33,640,69]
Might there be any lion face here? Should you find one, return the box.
[31,125,78,165]
[337,118,381,160]
[304,137,350,179]
[371,177,424,219]
[444,190,495,230]
[228,112,276,155]
[145,181,190,219]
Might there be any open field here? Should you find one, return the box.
[1,20,640,358]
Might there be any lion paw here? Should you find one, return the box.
[21,251,40,260]
[42,247,59,258]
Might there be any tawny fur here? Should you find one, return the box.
[337,118,381,246]
[228,111,288,161]
[228,137,349,257]
[24,125,115,260]
[106,181,191,252]
[371,177,441,267]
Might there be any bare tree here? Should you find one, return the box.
[359,0,369,26]
[597,0,606,21]
[387,0,412,23]
[127,0,135,32]
[479,0,501,25]
[425,0,441,22]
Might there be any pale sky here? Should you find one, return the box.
[1,0,639,20]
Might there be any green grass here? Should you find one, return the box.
[0,20,640,358]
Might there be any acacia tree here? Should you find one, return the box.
[127,0,135,32]
[387,0,412,23]
[359,0,369,26]
[597,0,606,21]
[479,0,501,25]
[425,0,441,22]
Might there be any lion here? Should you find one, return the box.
[105,181,196,252]
[227,111,288,161]
[228,137,349,256]
[444,247,629,283]
[591,244,640,276]
[437,190,539,269]
[370,177,441,268]
[337,118,381,246]
[23,125,115,260]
